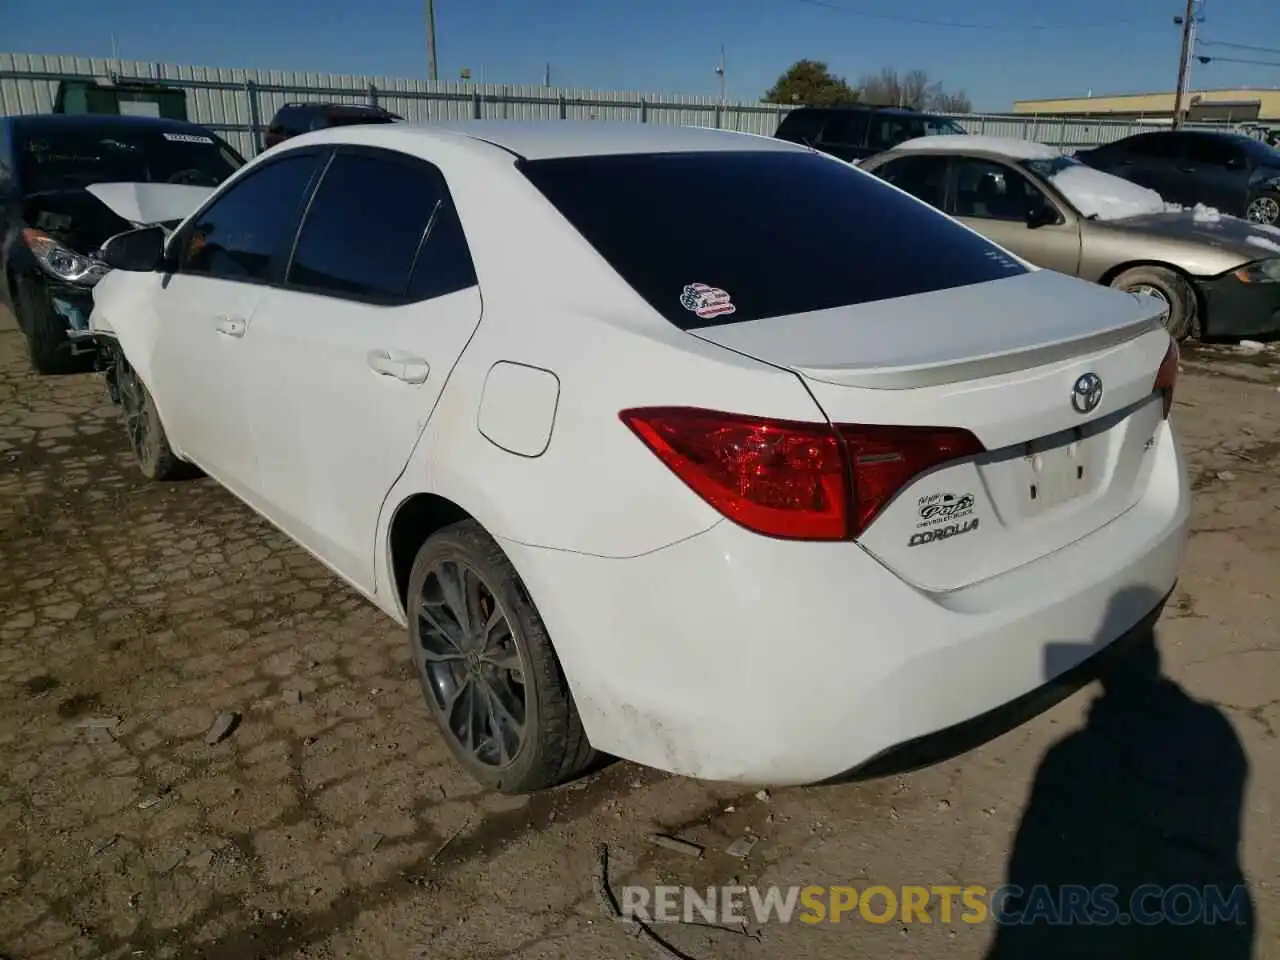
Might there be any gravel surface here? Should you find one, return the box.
[2,314,1277,960]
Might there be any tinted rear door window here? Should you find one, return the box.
[1125,133,1181,160]
[775,110,826,144]
[819,112,869,147]
[1184,135,1245,168]
[287,151,459,302]
[520,150,1026,330]
[873,154,950,210]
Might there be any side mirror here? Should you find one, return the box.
[99,225,166,272]
[1026,204,1060,229]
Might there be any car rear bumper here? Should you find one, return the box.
[502,423,1191,784]
[1199,272,1280,337]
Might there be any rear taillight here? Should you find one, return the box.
[619,408,848,539]
[837,424,985,536]
[619,407,984,541]
[1154,338,1179,419]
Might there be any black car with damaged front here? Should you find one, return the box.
[0,114,244,373]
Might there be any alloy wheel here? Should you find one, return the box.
[116,361,157,468]
[1246,196,1280,225]
[1128,283,1172,322]
[414,560,528,768]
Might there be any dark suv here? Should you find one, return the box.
[1076,130,1280,225]
[0,113,244,373]
[774,105,968,163]
[264,102,402,149]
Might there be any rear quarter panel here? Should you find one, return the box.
[374,141,829,585]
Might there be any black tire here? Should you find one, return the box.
[1108,265,1199,341]
[407,519,594,793]
[113,351,200,481]
[15,279,76,375]
[1245,191,1280,227]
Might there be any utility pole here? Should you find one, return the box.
[426,0,438,83]
[544,62,551,86]
[1171,0,1196,128]
[715,45,726,105]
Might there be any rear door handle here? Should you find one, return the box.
[366,349,430,384]
[215,316,247,338]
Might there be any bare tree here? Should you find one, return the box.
[930,89,973,113]
[857,66,971,113]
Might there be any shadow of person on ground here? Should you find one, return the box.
[985,586,1255,959]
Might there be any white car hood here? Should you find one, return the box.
[85,182,213,226]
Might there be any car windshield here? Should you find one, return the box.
[1018,154,1169,220]
[1019,154,1081,179]
[924,116,967,136]
[520,149,1027,330]
[1232,134,1280,166]
[17,126,244,194]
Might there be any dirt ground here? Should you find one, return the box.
[1,308,1278,960]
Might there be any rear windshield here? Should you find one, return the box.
[519,150,1024,329]
[17,125,244,194]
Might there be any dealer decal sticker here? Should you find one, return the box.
[680,283,736,320]
[916,492,975,528]
[163,133,215,144]
[909,491,979,547]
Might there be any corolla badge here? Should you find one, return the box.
[1071,372,1103,415]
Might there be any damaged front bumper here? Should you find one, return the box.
[1199,271,1280,338]
[46,283,102,357]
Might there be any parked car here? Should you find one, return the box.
[774,104,967,163]
[86,122,1187,793]
[861,134,1280,340]
[0,113,245,373]
[264,102,402,149]
[1075,129,1280,226]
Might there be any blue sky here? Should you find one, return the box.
[7,0,1280,110]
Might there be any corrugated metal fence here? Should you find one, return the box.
[1,52,1239,158]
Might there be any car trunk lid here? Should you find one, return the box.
[692,270,1174,591]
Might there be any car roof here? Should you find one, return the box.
[290,119,806,161]
[3,113,216,134]
[877,134,1061,162]
[280,102,397,115]
[784,104,935,116]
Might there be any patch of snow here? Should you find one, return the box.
[1253,222,1280,237]
[1047,166,1167,220]
[1245,235,1280,254]
[894,134,1061,160]
[1191,203,1223,223]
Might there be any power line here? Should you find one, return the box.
[1196,54,1280,68]
[789,0,1153,31]
[1198,39,1280,56]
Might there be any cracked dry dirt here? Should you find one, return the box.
[1,316,1278,960]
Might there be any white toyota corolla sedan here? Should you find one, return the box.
[86,121,1190,793]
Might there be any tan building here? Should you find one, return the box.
[1012,89,1280,124]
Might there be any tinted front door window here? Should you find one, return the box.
[180,153,318,282]
[954,158,1047,222]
